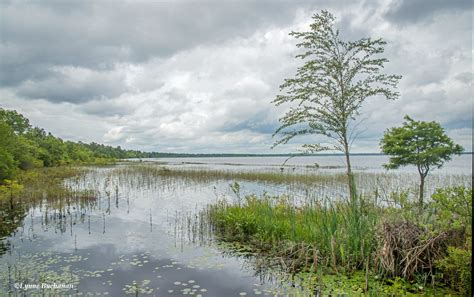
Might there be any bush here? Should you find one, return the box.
[436,245,472,295]
[431,187,472,232]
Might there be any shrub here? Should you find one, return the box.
[431,186,472,232]
[436,245,472,295]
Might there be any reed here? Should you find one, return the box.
[1,167,97,211]
[110,165,471,204]
[207,194,378,273]
[203,186,471,294]
[113,164,348,186]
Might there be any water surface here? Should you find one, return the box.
[0,156,471,295]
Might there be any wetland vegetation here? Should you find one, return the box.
[0,95,471,296]
[0,9,472,297]
[0,159,471,296]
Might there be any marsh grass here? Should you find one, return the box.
[109,165,471,205]
[113,164,348,186]
[202,186,471,295]
[15,167,97,209]
[207,194,378,274]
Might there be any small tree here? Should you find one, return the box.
[272,11,401,200]
[380,115,463,208]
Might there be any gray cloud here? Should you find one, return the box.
[0,0,472,153]
[385,0,471,24]
[15,67,128,103]
[0,1,304,88]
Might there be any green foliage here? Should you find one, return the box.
[431,187,472,232]
[0,179,24,210]
[209,194,377,272]
[0,107,158,182]
[0,122,19,179]
[0,148,16,180]
[380,115,463,207]
[0,180,24,200]
[381,116,463,172]
[272,10,400,200]
[0,108,31,135]
[436,246,472,295]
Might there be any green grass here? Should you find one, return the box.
[114,164,348,185]
[0,167,97,256]
[209,194,377,273]
[205,187,472,295]
[0,167,97,209]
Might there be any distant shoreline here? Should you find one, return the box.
[128,152,473,159]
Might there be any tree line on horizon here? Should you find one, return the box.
[0,108,160,181]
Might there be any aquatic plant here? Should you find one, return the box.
[204,185,472,294]
[207,193,377,273]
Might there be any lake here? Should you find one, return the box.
[144,154,472,175]
[0,154,471,295]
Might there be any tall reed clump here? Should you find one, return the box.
[207,193,378,273]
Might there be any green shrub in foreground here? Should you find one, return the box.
[436,245,472,296]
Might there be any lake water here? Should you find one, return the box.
[0,167,316,296]
[145,154,472,175]
[0,155,471,296]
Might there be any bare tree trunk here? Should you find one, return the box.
[417,164,427,212]
[343,138,356,202]
[419,174,425,210]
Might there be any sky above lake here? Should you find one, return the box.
[0,0,472,153]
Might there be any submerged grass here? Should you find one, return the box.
[113,164,471,204]
[0,167,98,255]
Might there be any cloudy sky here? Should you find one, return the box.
[0,0,472,153]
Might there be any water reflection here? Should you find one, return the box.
[1,167,317,296]
[0,164,471,295]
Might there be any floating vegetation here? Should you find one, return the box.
[0,163,471,296]
[123,279,154,295]
[0,250,81,295]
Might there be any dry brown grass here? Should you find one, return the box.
[375,220,465,280]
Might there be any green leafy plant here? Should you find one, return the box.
[380,116,463,209]
[272,10,401,200]
[431,186,472,232]
[436,246,472,295]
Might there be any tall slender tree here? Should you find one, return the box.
[272,11,401,200]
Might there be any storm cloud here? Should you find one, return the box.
[0,0,472,153]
